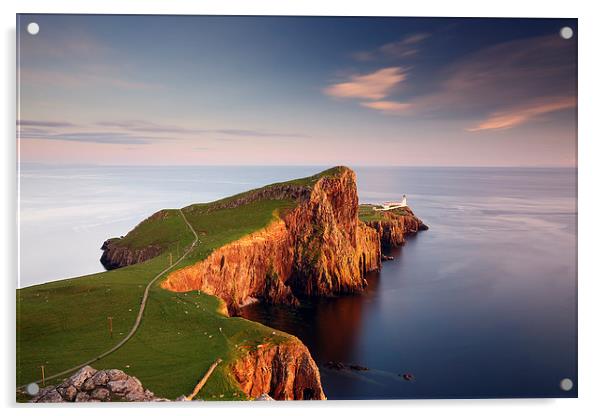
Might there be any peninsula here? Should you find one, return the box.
[17,166,426,402]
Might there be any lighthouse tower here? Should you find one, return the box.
[400,194,408,207]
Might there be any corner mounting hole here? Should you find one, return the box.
[26,382,40,396]
[560,378,573,391]
[560,26,573,40]
[27,22,40,35]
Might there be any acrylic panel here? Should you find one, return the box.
[16,14,577,402]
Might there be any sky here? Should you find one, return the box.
[17,15,577,167]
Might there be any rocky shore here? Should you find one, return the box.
[364,207,428,247]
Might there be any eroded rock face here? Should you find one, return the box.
[285,169,381,297]
[29,366,166,403]
[161,167,381,312]
[231,339,326,400]
[364,207,428,247]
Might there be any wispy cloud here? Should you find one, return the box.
[98,121,307,138]
[360,101,412,115]
[17,120,76,128]
[18,118,308,145]
[323,67,407,100]
[352,33,430,61]
[96,120,200,134]
[19,128,163,144]
[467,97,576,132]
[213,129,307,138]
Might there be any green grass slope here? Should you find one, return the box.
[358,204,413,223]
[16,177,316,400]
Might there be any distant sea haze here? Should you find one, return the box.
[19,165,577,398]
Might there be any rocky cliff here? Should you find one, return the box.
[231,338,326,400]
[99,210,177,270]
[363,207,428,247]
[100,239,163,270]
[161,167,382,313]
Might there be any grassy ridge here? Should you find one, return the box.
[17,167,346,399]
[17,198,297,399]
[115,209,192,250]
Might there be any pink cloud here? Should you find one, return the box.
[323,67,407,100]
[360,101,412,115]
[467,96,577,132]
[352,33,430,61]
[379,33,430,58]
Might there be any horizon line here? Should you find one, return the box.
[18,162,578,169]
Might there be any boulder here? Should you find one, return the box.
[32,387,64,403]
[74,391,90,402]
[90,388,110,401]
[28,366,164,403]
[63,365,97,390]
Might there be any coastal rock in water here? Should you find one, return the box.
[231,338,326,400]
[30,366,163,403]
[161,167,381,312]
[324,361,369,371]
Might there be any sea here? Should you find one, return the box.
[18,165,578,399]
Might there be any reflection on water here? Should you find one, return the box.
[20,165,577,399]
[243,167,577,399]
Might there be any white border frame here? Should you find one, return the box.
[3,1,601,415]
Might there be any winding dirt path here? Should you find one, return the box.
[20,209,199,388]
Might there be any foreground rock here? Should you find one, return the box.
[29,366,167,402]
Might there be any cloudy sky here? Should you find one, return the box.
[17,15,577,167]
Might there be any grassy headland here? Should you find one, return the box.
[16,171,326,399]
[358,204,413,223]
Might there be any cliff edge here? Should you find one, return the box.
[160,167,382,312]
[232,338,326,400]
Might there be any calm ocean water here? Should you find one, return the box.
[19,165,577,399]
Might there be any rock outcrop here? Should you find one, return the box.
[161,167,382,313]
[100,239,163,270]
[29,366,167,403]
[231,339,326,400]
[364,207,428,247]
[99,210,174,270]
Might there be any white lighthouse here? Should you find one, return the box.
[373,194,408,211]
